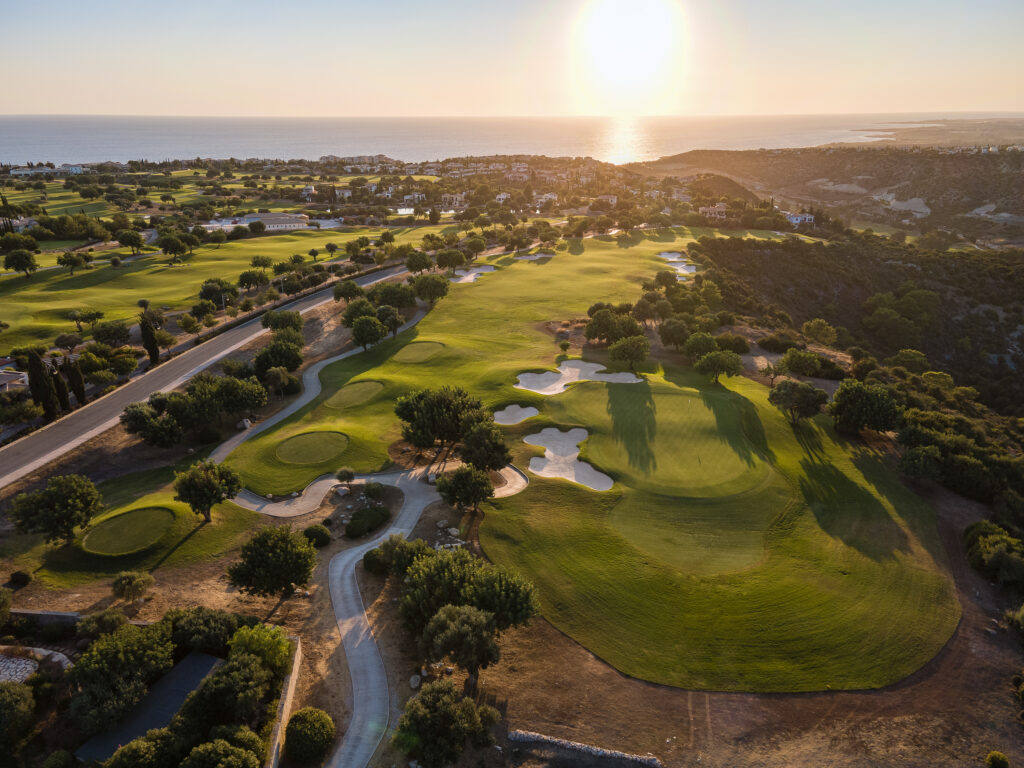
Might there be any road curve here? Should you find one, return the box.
[0,266,404,491]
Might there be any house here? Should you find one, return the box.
[597,194,618,207]
[698,202,728,220]
[0,360,27,393]
[335,188,353,200]
[495,192,512,203]
[784,212,815,227]
[534,192,558,205]
[301,185,316,201]
[11,217,38,233]
[10,164,83,176]
[504,172,530,182]
[204,212,310,232]
[403,192,426,204]
[671,188,692,202]
[441,193,466,208]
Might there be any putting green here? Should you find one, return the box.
[276,431,350,465]
[82,507,174,556]
[324,380,384,409]
[393,341,445,363]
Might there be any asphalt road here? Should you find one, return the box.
[0,266,404,491]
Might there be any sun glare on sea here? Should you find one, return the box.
[571,0,685,116]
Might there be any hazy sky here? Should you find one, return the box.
[5,0,1023,117]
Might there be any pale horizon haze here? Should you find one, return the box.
[5,0,1024,118]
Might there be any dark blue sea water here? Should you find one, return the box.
[0,113,1013,166]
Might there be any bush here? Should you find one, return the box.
[346,504,390,538]
[987,752,1010,768]
[363,547,389,576]
[285,707,336,764]
[8,571,30,588]
[113,570,155,601]
[0,681,34,747]
[336,467,355,482]
[378,534,435,576]
[209,724,265,762]
[42,750,75,768]
[815,355,846,380]
[757,333,804,353]
[0,588,9,628]
[227,624,291,677]
[196,423,222,444]
[362,481,385,501]
[281,374,301,396]
[180,739,260,768]
[303,524,331,548]
[714,332,749,354]
[174,653,274,733]
[165,606,254,656]
[76,607,128,639]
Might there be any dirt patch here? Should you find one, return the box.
[470,483,1024,767]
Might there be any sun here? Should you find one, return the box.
[571,0,686,116]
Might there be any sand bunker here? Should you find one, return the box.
[493,404,539,425]
[524,427,612,491]
[450,265,496,283]
[514,360,641,395]
[656,251,697,278]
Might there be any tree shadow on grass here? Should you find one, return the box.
[566,238,585,255]
[792,419,826,461]
[688,382,773,468]
[605,380,657,474]
[641,228,677,244]
[615,231,644,249]
[148,520,207,570]
[798,457,910,560]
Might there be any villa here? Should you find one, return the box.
[699,202,728,219]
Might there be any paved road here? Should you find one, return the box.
[0,266,404,491]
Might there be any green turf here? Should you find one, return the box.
[0,464,259,588]
[392,341,445,363]
[325,380,385,409]
[275,430,350,465]
[222,228,958,691]
[81,507,174,555]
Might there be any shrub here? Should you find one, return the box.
[76,607,128,639]
[0,588,9,627]
[362,481,385,501]
[209,724,265,762]
[196,423,222,444]
[227,624,291,677]
[180,739,260,768]
[363,547,389,576]
[303,524,331,548]
[9,571,30,588]
[393,680,498,768]
[346,504,390,538]
[378,534,435,576]
[285,707,336,764]
[113,570,155,601]
[165,606,254,656]
[174,653,273,732]
[757,333,804,353]
[714,332,749,354]
[0,681,34,747]
[336,467,355,482]
[987,752,1010,768]
[42,750,75,768]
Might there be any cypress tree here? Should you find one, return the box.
[52,369,71,412]
[27,351,58,420]
[139,314,160,366]
[65,359,87,406]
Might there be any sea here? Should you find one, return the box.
[0,113,1012,167]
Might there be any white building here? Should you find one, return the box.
[597,194,618,206]
[204,212,310,232]
[441,192,466,208]
[698,202,728,220]
[785,212,815,227]
[335,188,353,200]
[301,185,316,201]
[495,192,512,203]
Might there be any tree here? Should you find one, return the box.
[140,313,161,365]
[4,249,38,277]
[324,242,338,260]
[394,680,498,768]
[405,250,433,274]
[759,360,785,388]
[341,297,376,327]
[180,740,259,768]
[112,570,155,601]
[376,305,402,338]
[173,460,242,523]
[66,359,87,405]
[395,386,483,451]
[249,220,266,235]
[0,682,35,748]
[802,318,836,346]
[238,269,269,291]
[780,348,821,377]
[116,229,144,255]
[428,208,441,224]
[26,349,59,419]
[228,525,317,597]
[93,319,130,347]
[264,366,291,398]
[413,273,448,305]
[178,312,201,336]
[285,708,336,765]
[461,421,510,471]
[437,466,493,513]
[261,309,303,333]
[55,332,82,354]
[57,251,87,275]
[333,279,363,304]
[52,368,71,412]
[251,255,272,271]
[352,315,385,350]
[829,379,900,433]
[254,340,303,376]
[160,235,187,262]
[419,604,499,683]
[608,334,650,371]
[209,230,227,248]
[217,376,267,418]
[768,380,828,424]
[435,249,465,273]
[228,624,292,675]
[695,350,743,383]
[9,474,105,544]
[683,331,717,360]
[370,282,416,309]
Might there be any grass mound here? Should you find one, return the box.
[324,380,384,409]
[82,507,174,556]
[392,341,444,362]
[276,431,350,465]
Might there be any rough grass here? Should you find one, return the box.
[224,229,958,691]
